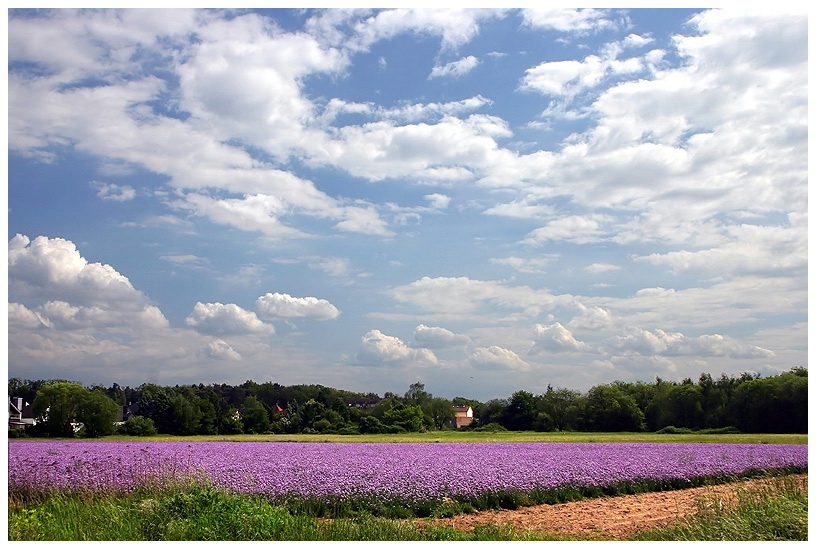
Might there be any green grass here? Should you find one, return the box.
[9,475,807,541]
[632,475,808,541]
[7,484,559,541]
[90,430,806,445]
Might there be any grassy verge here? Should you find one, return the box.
[7,485,557,541]
[84,431,807,444]
[632,475,808,541]
[9,472,807,541]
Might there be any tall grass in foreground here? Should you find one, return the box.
[7,485,556,541]
[633,475,808,541]
[8,476,806,541]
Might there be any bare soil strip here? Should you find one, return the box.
[425,474,808,540]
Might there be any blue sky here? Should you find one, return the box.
[6,8,808,400]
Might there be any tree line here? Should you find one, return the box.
[8,367,807,438]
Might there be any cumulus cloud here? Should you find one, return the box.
[469,346,530,371]
[521,8,618,34]
[8,234,148,308]
[348,8,504,52]
[599,327,774,359]
[429,55,479,79]
[391,276,564,320]
[357,329,438,366]
[413,324,471,348]
[198,339,242,361]
[255,292,340,321]
[530,322,593,354]
[91,181,136,201]
[522,214,614,244]
[185,302,274,336]
[567,304,615,331]
[8,234,170,333]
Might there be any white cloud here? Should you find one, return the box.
[198,339,243,361]
[585,262,621,274]
[391,276,565,321]
[468,346,530,371]
[172,193,305,239]
[521,8,618,34]
[413,324,471,348]
[634,223,806,276]
[185,302,274,336]
[523,214,614,244]
[8,303,52,330]
[491,256,551,274]
[530,322,593,354]
[35,300,167,331]
[357,329,438,366]
[349,8,504,52]
[91,181,136,201]
[598,327,774,359]
[8,234,156,312]
[429,55,479,79]
[255,292,340,321]
[425,193,451,210]
[566,304,615,331]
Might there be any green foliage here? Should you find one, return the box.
[118,416,158,436]
[78,389,120,438]
[240,396,271,434]
[501,390,538,431]
[581,384,645,432]
[32,381,87,437]
[472,422,508,432]
[7,484,555,541]
[12,367,809,437]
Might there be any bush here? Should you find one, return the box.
[118,416,157,436]
[656,426,693,434]
[8,428,28,438]
[472,422,507,432]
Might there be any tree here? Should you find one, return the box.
[382,404,424,432]
[78,389,120,437]
[731,370,808,433]
[540,386,582,431]
[474,399,507,427]
[241,396,270,434]
[168,392,203,435]
[581,384,645,432]
[136,384,174,434]
[428,397,455,430]
[32,381,87,437]
[501,391,538,431]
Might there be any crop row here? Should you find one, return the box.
[8,441,807,515]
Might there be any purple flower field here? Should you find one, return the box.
[8,441,807,504]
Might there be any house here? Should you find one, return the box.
[345,397,381,409]
[116,402,141,425]
[9,397,36,429]
[453,405,474,428]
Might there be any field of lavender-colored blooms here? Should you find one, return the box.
[9,441,807,511]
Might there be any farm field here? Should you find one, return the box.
[8,437,807,540]
[94,430,807,444]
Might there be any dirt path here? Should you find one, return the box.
[426,475,807,540]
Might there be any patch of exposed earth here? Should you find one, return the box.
[425,475,807,540]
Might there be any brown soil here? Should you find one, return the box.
[425,474,807,540]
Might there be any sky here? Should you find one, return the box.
[5,8,809,401]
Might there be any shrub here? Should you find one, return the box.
[473,422,507,432]
[656,426,692,434]
[118,416,158,437]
